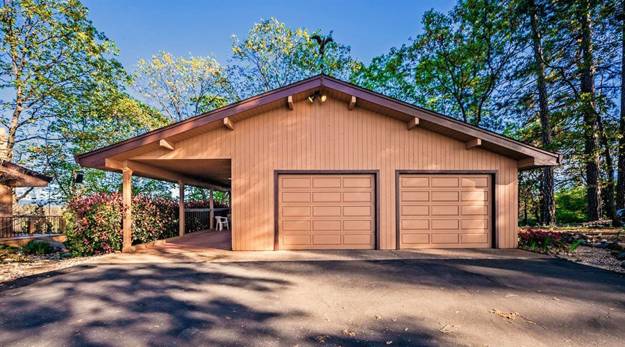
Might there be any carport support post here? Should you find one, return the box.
[209,190,214,230]
[178,181,185,236]
[122,167,133,252]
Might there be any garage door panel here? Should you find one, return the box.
[431,191,460,202]
[431,234,459,244]
[431,205,459,216]
[461,234,488,243]
[279,174,375,250]
[431,219,460,230]
[462,191,488,201]
[312,177,341,188]
[343,192,371,202]
[431,177,459,187]
[282,206,310,217]
[312,220,341,231]
[312,234,341,245]
[401,219,429,230]
[399,174,491,249]
[313,206,341,217]
[401,191,429,202]
[462,205,488,216]
[343,220,372,231]
[282,192,311,203]
[312,192,341,202]
[343,177,372,188]
[343,206,371,217]
[401,177,429,188]
[281,177,310,188]
[401,205,429,216]
[282,220,310,231]
[462,177,488,188]
[402,233,429,244]
[283,234,311,245]
[461,219,487,230]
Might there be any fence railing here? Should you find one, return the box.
[184,207,230,233]
[0,215,66,239]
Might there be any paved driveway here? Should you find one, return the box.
[0,249,624,347]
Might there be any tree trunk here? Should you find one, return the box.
[598,115,616,223]
[528,0,555,225]
[578,0,601,221]
[616,0,625,222]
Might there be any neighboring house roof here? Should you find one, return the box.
[76,74,560,169]
[0,161,51,187]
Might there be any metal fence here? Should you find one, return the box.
[184,208,230,233]
[0,215,66,239]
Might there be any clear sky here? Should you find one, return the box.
[82,0,456,72]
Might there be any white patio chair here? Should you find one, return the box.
[215,216,230,231]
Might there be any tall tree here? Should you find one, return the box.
[229,18,357,97]
[577,0,601,221]
[134,52,237,122]
[526,0,555,225]
[354,0,520,127]
[0,0,168,201]
[617,0,625,218]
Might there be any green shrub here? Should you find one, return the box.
[65,193,221,256]
[23,240,55,255]
[555,187,587,224]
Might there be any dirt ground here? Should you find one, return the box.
[0,248,624,347]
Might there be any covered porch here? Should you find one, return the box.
[104,158,232,252]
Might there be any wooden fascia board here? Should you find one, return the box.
[105,159,229,191]
[518,157,559,169]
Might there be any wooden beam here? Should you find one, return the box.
[223,117,234,130]
[105,159,229,191]
[287,95,294,110]
[407,117,420,130]
[348,96,356,110]
[178,181,185,237]
[159,139,175,151]
[122,166,133,252]
[465,138,482,149]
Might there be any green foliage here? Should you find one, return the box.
[229,18,358,96]
[555,187,587,224]
[64,193,181,256]
[22,240,55,255]
[134,52,235,121]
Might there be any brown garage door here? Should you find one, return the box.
[278,174,375,250]
[398,174,492,249]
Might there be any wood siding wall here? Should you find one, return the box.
[134,96,519,250]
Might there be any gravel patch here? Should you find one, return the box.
[559,246,625,274]
[0,248,100,286]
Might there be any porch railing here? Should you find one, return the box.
[0,215,66,239]
[184,207,230,233]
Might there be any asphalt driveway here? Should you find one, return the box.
[0,250,624,347]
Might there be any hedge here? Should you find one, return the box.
[65,193,219,256]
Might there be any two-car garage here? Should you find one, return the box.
[276,172,493,250]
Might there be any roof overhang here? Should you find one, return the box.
[0,161,51,187]
[76,74,560,175]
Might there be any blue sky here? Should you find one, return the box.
[83,0,456,71]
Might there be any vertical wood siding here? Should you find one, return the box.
[133,96,519,250]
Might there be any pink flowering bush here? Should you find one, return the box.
[65,193,179,256]
[518,229,583,254]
